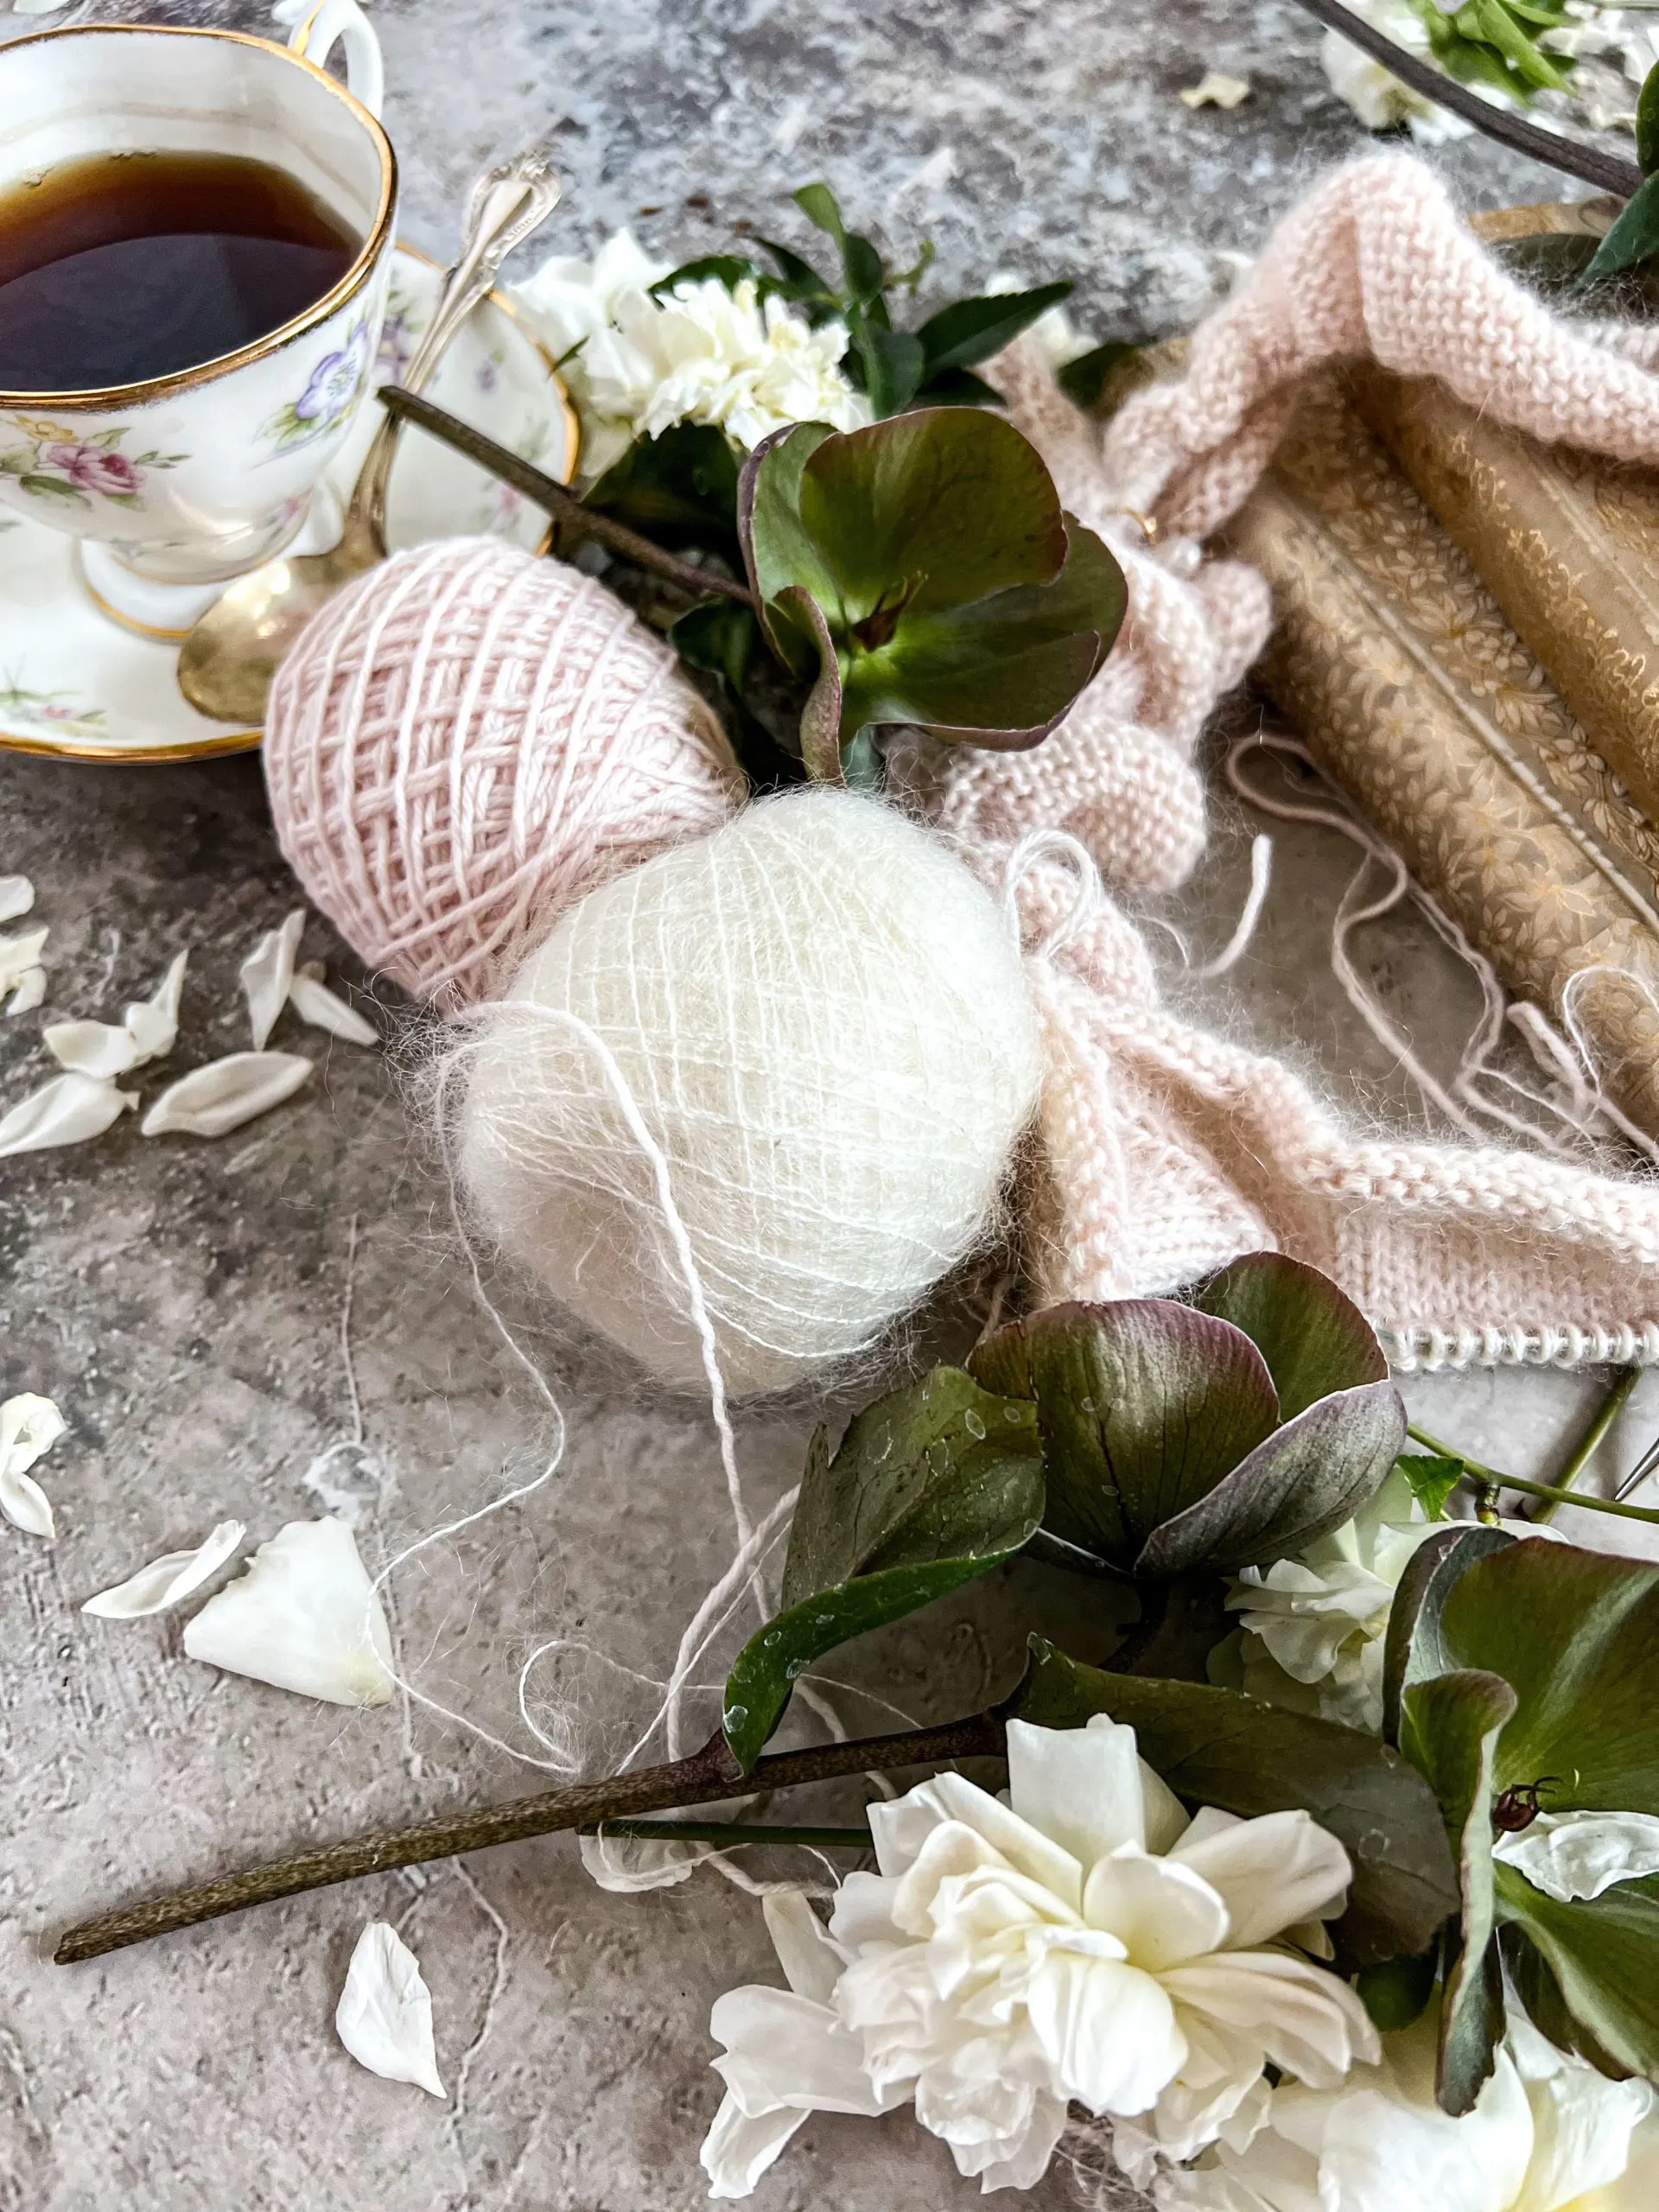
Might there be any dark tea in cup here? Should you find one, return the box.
[0,149,360,393]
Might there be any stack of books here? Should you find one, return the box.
[1223,201,1659,1143]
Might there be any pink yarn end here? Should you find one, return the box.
[263,537,742,1007]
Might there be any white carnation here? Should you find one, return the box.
[700,1715,1375,2198]
[512,238,870,479]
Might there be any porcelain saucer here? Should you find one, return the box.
[0,245,578,763]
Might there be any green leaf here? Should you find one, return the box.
[1400,1670,1517,2113]
[1191,1251,1388,1421]
[1005,1638,1459,1965]
[649,254,776,302]
[793,181,885,304]
[1584,171,1659,286]
[1640,59,1659,178]
[1495,1861,1659,2080]
[970,1299,1280,1570]
[770,583,844,785]
[584,423,743,562]
[1434,1541,1659,1812]
[912,366,1004,408]
[670,595,760,695]
[797,406,1066,620]
[753,234,838,313]
[721,1369,1043,1770]
[739,421,841,660]
[1356,1945,1440,2033]
[914,283,1075,375]
[1382,1524,1515,1745]
[1499,1923,1636,2081]
[17,474,88,504]
[852,321,925,417]
[1395,1453,1465,1523]
[1058,340,1141,412]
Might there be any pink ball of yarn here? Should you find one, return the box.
[264,536,743,1006]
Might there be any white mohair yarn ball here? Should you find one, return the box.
[457,788,1042,1396]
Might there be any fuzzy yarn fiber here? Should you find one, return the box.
[456,789,1041,1395]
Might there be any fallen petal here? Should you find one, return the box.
[335,1923,446,2095]
[1180,69,1252,109]
[6,966,46,1015]
[181,1516,394,1706]
[125,948,188,1063]
[0,1391,67,1539]
[239,910,304,1050]
[0,1071,137,1157]
[44,1016,141,1078]
[0,925,48,1007]
[288,970,378,1047]
[579,1828,709,1891]
[140,1052,311,1139]
[83,1519,246,1618]
[0,876,33,923]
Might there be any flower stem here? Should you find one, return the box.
[1287,0,1642,196]
[1406,1420,1659,1528]
[587,1819,873,1848]
[375,385,759,609]
[1529,1365,1639,1525]
[53,1713,1001,1966]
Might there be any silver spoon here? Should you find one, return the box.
[177,149,561,725]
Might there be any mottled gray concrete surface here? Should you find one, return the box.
[3,4,1658,2209]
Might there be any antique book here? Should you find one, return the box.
[1345,199,1659,830]
[1223,369,1659,1143]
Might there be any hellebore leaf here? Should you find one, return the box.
[584,423,743,563]
[970,1299,1280,1570]
[1583,171,1659,287]
[722,1368,1042,1771]
[1005,1638,1459,1967]
[1399,1669,1518,2113]
[1495,1863,1659,2083]
[1190,1252,1388,1421]
[738,410,1125,773]
[335,1922,446,2096]
[1382,1523,1516,1745]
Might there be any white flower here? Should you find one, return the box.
[1494,1808,1659,1904]
[1153,2010,1654,2212]
[1320,1,1478,143]
[1224,1472,1545,1734]
[0,1391,67,1539]
[512,236,871,479]
[701,1716,1376,2198]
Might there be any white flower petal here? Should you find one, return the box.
[709,1986,891,2120]
[1,925,48,1007]
[239,908,303,1049]
[1027,1949,1186,2115]
[125,949,188,1063]
[6,965,45,1014]
[577,1827,707,1891]
[869,1769,1084,1910]
[82,1520,245,1618]
[763,1890,844,2005]
[1508,2012,1652,2212]
[1170,1810,1352,1950]
[1180,70,1252,109]
[334,1922,445,2095]
[0,1071,136,1157]
[0,1392,66,1541]
[701,2093,810,2200]
[1494,1808,1659,1904]
[1084,1847,1233,1971]
[182,1516,394,1706]
[44,1017,141,1078]
[288,969,378,1046]
[1162,1951,1379,2091]
[140,1051,311,1138]
[1007,1714,1158,1866]
[0,876,33,923]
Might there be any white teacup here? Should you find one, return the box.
[0,8,397,637]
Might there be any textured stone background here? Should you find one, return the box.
[4,4,1659,2209]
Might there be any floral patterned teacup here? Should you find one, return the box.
[0,11,397,638]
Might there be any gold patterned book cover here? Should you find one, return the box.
[1224,371,1659,1142]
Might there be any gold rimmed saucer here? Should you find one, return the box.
[0,245,577,763]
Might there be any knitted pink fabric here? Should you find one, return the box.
[264,537,743,1007]
[923,152,1659,1369]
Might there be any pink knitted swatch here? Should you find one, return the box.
[264,536,742,1007]
[926,153,1659,1368]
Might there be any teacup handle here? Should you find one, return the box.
[286,0,385,120]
